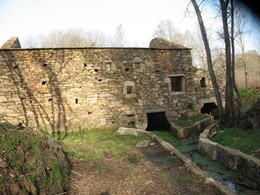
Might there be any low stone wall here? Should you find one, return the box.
[117,127,235,195]
[170,115,214,139]
[198,125,260,188]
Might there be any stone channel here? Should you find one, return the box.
[117,126,260,195]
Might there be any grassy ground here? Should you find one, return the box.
[211,128,260,155]
[0,121,71,194]
[59,128,219,194]
[237,87,260,113]
[174,114,209,127]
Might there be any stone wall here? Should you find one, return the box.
[198,125,260,188]
[170,115,214,139]
[0,47,215,132]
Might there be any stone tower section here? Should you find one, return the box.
[0,41,215,132]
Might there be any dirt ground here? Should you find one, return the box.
[69,140,219,195]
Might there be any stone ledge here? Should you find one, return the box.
[198,125,260,188]
[170,115,214,139]
[117,127,235,195]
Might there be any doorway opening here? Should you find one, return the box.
[146,112,171,131]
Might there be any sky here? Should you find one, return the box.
[0,0,204,47]
[0,0,258,49]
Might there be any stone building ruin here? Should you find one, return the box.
[0,37,217,132]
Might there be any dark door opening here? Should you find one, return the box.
[146,112,171,131]
[201,103,218,118]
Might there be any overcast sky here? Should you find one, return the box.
[0,0,208,46]
[0,0,258,49]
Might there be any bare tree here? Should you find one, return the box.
[22,29,111,48]
[153,20,176,41]
[191,0,224,125]
[220,0,233,124]
[112,24,128,47]
[236,50,260,88]
[153,20,206,68]
[235,2,250,87]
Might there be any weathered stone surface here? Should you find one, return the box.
[198,138,217,159]
[1,37,21,49]
[171,116,214,139]
[149,37,186,49]
[198,125,260,188]
[135,140,150,148]
[0,38,218,131]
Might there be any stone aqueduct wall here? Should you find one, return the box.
[0,47,214,132]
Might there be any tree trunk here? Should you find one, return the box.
[191,0,224,125]
[231,0,241,117]
[220,0,234,126]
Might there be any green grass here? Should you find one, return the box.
[211,128,260,155]
[174,114,209,128]
[58,128,148,171]
[178,174,194,183]
[236,87,260,113]
[152,131,178,145]
[237,87,260,102]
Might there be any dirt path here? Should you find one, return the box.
[69,140,218,195]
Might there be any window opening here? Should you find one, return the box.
[126,86,133,94]
[170,76,184,92]
[106,62,111,71]
[133,57,142,70]
[126,114,135,126]
[75,98,78,104]
[200,77,206,88]
[42,81,47,85]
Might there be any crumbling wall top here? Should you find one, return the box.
[149,37,188,49]
[1,37,21,49]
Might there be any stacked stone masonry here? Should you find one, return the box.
[0,46,216,132]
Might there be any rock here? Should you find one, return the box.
[198,138,217,160]
[1,37,21,49]
[135,140,150,148]
[0,157,7,168]
[117,127,139,136]
[21,177,37,195]
[9,183,20,195]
